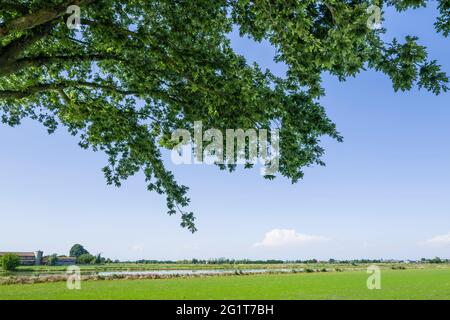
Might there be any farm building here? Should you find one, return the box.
[56,256,77,265]
[0,251,77,266]
[42,256,77,266]
[0,251,43,266]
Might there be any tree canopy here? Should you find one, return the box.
[0,253,20,271]
[69,244,89,257]
[1,1,448,232]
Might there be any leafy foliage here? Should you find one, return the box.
[0,253,20,271]
[47,254,59,266]
[76,253,95,264]
[69,244,89,257]
[0,1,448,231]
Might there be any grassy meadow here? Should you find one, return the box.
[1,265,450,300]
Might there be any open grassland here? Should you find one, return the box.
[1,268,450,300]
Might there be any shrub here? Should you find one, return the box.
[47,254,59,266]
[429,257,443,264]
[1,254,20,271]
[94,254,106,264]
[77,253,95,264]
[392,265,406,270]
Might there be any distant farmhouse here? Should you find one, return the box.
[0,251,76,266]
[41,255,77,266]
[0,251,41,265]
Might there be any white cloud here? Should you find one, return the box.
[420,232,450,247]
[254,229,329,248]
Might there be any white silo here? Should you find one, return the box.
[35,251,43,266]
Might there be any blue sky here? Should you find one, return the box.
[1,5,449,261]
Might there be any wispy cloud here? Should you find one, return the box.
[420,232,450,247]
[254,229,329,248]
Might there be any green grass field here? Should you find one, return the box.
[1,268,449,300]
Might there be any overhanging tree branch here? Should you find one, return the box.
[0,53,128,76]
[0,0,94,40]
[0,22,55,70]
[0,1,448,232]
[0,80,145,100]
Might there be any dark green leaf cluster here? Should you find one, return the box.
[0,1,448,231]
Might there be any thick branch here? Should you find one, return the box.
[0,0,94,40]
[0,53,127,76]
[0,81,143,100]
[0,22,55,70]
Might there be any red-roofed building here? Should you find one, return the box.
[0,251,43,265]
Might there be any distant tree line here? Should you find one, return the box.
[421,257,449,264]
[49,245,450,265]
[68,244,112,265]
[115,258,450,265]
